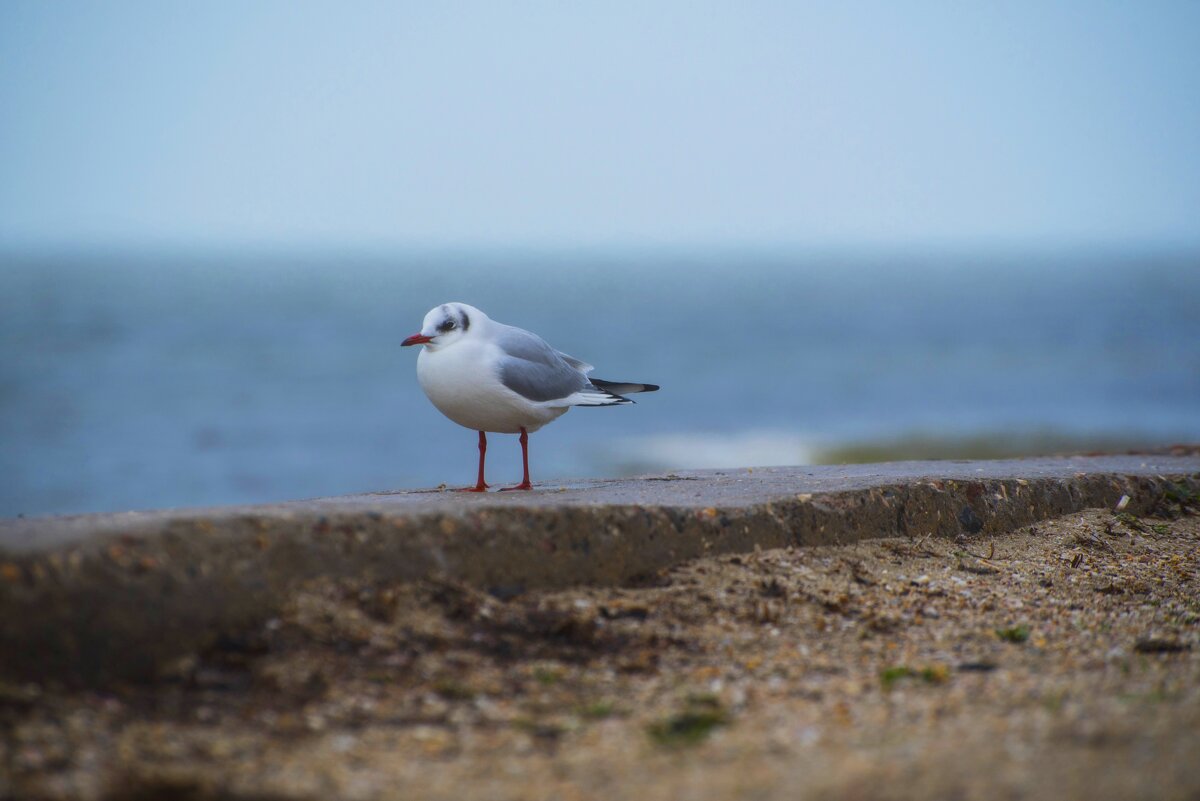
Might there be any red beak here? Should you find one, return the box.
[402,333,433,347]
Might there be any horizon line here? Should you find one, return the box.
[3,236,1200,259]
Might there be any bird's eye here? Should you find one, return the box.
[438,319,456,333]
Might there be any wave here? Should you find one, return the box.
[596,428,1185,475]
[595,430,821,475]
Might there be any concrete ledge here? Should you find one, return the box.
[2,455,1197,686]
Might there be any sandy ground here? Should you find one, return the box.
[3,503,1199,801]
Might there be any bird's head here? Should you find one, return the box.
[402,302,484,350]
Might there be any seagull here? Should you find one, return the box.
[402,302,659,491]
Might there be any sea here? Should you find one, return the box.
[2,247,1198,518]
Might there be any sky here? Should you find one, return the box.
[1,1,1199,250]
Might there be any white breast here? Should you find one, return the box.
[416,340,569,434]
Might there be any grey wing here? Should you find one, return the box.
[494,326,591,403]
[556,351,594,374]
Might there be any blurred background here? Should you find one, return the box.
[2,2,1198,517]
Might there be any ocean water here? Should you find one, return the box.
[2,248,1198,517]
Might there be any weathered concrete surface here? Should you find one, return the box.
[2,455,1198,685]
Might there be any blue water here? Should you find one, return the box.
[2,248,1198,517]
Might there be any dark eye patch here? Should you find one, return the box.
[437,318,456,333]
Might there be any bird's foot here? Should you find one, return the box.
[499,481,533,491]
[455,483,489,492]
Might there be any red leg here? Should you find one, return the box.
[500,427,533,491]
[455,430,489,492]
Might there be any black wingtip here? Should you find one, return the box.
[589,378,660,395]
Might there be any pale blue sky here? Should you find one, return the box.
[2,1,1198,249]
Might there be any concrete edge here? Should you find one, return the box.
[1,468,1197,686]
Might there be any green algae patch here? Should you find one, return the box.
[648,695,730,747]
[996,624,1031,644]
